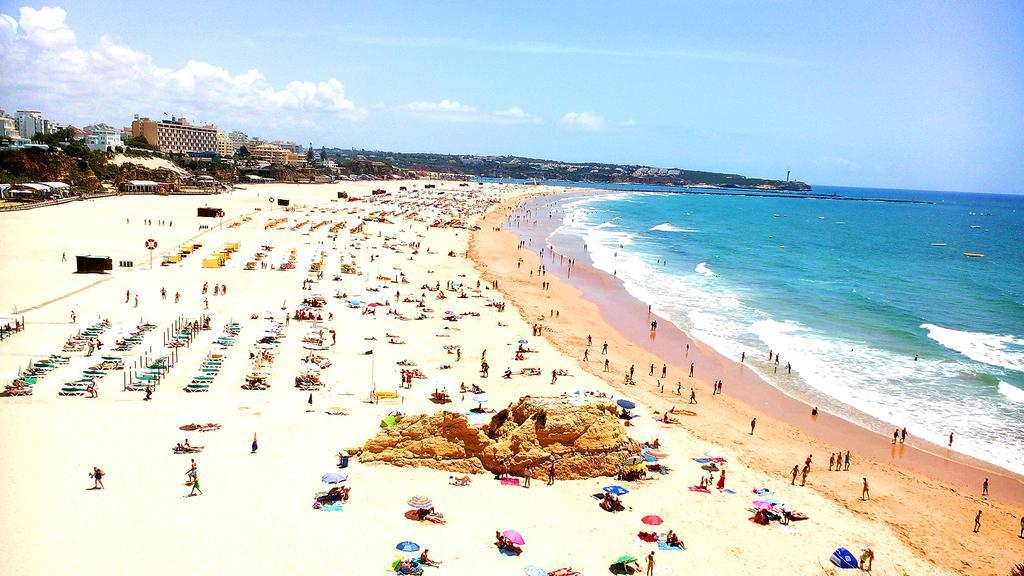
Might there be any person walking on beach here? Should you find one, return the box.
[982,478,989,498]
[188,474,203,497]
[548,459,555,485]
[587,335,592,347]
[645,551,655,576]
[973,510,982,533]
[689,388,696,404]
[523,465,532,488]
[604,359,609,372]
[791,465,799,485]
[91,466,105,489]
[161,287,167,300]
[1019,515,1023,538]
[601,341,608,355]
[949,432,954,447]
[861,478,870,500]
[901,428,907,443]
[649,364,654,376]
[892,429,899,444]
[583,348,589,361]
[125,289,130,303]
[688,362,694,377]
[829,453,835,471]
[844,451,851,471]
[186,459,197,482]
[741,351,745,362]
[251,433,258,454]
[750,418,756,435]
[801,464,809,486]
[661,364,667,378]
[676,382,681,395]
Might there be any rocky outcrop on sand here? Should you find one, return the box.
[361,396,639,479]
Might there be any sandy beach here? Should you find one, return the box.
[0,181,1020,576]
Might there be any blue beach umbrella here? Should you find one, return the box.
[518,339,528,344]
[396,541,420,552]
[523,567,547,576]
[322,472,348,484]
[616,399,636,410]
[603,485,630,496]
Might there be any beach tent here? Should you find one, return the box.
[829,547,859,569]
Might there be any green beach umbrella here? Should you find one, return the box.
[614,555,637,564]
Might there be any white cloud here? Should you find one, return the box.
[401,101,542,125]
[0,6,367,129]
[405,99,477,114]
[559,111,607,132]
[493,106,542,125]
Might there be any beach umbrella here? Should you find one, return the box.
[613,555,637,564]
[518,339,528,344]
[472,394,488,404]
[645,450,668,459]
[395,541,420,553]
[501,530,525,545]
[523,567,547,576]
[603,485,630,496]
[622,456,644,466]
[407,495,433,509]
[322,472,348,484]
[641,515,663,526]
[616,399,636,410]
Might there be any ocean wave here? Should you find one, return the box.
[998,381,1024,403]
[649,223,697,233]
[695,262,715,277]
[921,323,1024,372]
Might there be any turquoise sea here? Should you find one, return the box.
[492,180,1024,474]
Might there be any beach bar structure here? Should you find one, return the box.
[122,180,162,193]
[76,255,112,274]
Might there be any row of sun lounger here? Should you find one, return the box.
[185,322,240,392]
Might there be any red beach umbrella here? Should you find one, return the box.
[641,515,664,525]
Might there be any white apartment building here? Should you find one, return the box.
[0,110,22,141]
[82,124,124,152]
[15,109,51,139]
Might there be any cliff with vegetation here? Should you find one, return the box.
[325,148,811,191]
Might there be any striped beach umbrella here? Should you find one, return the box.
[407,495,433,509]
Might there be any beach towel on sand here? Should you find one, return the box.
[320,504,343,511]
[657,542,684,551]
[500,477,521,486]
[688,486,711,493]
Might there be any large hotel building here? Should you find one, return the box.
[131,116,217,154]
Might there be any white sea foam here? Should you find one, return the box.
[695,262,715,277]
[921,323,1024,372]
[649,223,697,233]
[998,381,1024,403]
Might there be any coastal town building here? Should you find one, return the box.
[15,109,54,139]
[131,116,217,154]
[216,131,236,158]
[82,124,124,152]
[0,110,23,142]
[249,142,306,166]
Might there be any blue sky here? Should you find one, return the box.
[1,1,1022,192]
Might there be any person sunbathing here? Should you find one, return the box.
[449,475,471,486]
[418,549,441,566]
[666,530,684,549]
[502,368,512,379]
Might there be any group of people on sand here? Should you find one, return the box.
[494,531,522,555]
